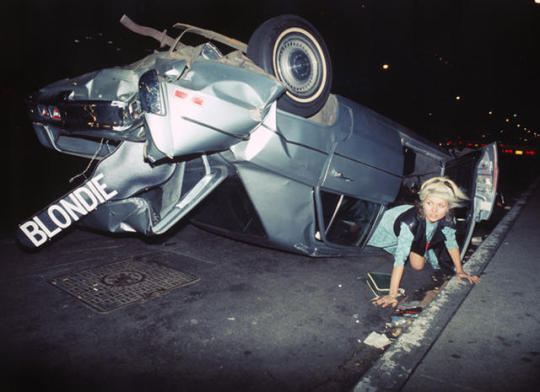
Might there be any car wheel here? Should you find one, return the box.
[247,15,332,118]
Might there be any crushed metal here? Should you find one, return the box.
[49,254,199,312]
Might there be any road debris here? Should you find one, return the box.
[471,236,483,246]
[363,331,392,349]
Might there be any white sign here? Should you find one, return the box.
[19,173,118,247]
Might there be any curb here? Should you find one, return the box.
[353,177,540,392]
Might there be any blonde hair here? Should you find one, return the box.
[418,176,469,210]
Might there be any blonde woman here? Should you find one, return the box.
[368,177,480,308]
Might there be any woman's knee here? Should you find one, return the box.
[409,252,426,270]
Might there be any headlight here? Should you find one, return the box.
[36,104,62,121]
[139,70,165,115]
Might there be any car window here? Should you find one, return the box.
[319,191,381,247]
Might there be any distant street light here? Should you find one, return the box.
[382,64,390,70]
[455,96,461,100]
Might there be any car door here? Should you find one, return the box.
[442,142,499,258]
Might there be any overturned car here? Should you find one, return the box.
[19,15,498,257]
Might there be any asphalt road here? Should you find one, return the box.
[1,157,537,392]
[0,221,402,392]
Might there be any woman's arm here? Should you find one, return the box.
[447,247,480,284]
[372,221,412,308]
[371,265,404,307]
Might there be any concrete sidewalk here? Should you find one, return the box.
[355,178,540,391]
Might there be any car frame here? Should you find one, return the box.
[18,15,499,258]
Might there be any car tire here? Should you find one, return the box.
[247,15,332,118]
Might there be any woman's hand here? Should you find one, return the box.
[371,294,399,308]
[456,271,480,284]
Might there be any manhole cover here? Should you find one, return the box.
[49,254,199,313]
[102,271,145,286]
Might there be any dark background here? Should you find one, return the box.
[1,0,539,237]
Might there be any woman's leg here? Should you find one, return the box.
[398,252,432,296]
[409,251,426,270]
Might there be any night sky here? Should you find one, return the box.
[1,0,539,234]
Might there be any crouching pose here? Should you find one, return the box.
[368,176,480,308]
